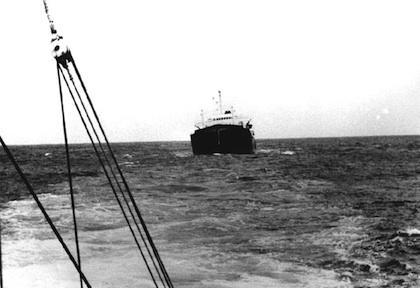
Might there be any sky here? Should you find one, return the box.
[2,0,420,144]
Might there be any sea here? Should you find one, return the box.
[1,136,420,288]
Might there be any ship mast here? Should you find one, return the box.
[200,109,204,126]
[218,90,223,114]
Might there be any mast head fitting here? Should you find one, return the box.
[51,34,68,57]
[51,34,71,67]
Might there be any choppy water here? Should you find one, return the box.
[1,137,420,287]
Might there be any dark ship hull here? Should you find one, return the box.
[190,124,256,155]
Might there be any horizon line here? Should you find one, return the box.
[2,133,420,147]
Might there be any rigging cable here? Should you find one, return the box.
[0,136,92,288]
[71,58,174,288]
[58,62,83,288]
[58,66,161,288]
[42,0,173,286]
[64,63,167,287]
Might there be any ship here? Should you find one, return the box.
[190,91,256,155]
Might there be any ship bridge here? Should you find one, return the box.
[195,109,252,130]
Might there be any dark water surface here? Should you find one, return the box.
[1,137,420,287]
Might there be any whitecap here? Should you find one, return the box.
[173,151,192,158]
[405,228,420,236]
[258,149,274,154]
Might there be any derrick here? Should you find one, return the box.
[0,1,174,287]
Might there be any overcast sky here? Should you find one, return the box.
[2,0,420,144]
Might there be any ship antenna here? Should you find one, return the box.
[218,90,222,114]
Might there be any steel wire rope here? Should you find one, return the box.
[42,1,168,286]
[58,63,84,288]
[65,65,167,288]
[64,66,166,287]
[0,136,92,288]
[71,56,174,288]
[58,66,161,288]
